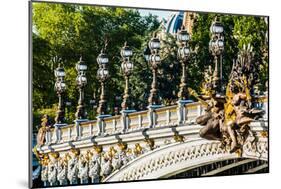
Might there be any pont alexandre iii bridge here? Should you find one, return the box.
[35,98,268,186]
[33,19,269,187]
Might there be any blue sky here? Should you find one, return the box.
[138,9,178,21]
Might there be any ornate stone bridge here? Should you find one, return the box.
[36,98,268,186]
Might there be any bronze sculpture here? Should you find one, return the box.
[37,114,51,146]
[190,44,264,153]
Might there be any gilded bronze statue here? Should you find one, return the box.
[37,114,52,146]
[190,44,264,153]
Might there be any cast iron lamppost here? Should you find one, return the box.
[54,63,67,124]
[121,42,134,110]
[177,25,191,100]
[146,32,163,128]
[75,56,88,120]
[209,16,224,95]
[96,48,111,135]
[148,32,162,106]
[176,26,193,124]
[96,48,110,116]
[120,42,135,132]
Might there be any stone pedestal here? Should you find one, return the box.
[74,119,88,140]
[147,105,163,128]
[121,110,136,133]
[96,115,111,135]
[177,100,193,124]
[53,123,67,143]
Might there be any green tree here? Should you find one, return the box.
[32,2,268,129]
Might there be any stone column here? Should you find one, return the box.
[96,115,111,135]
[74,119,88,140]
[177,100,193,124]
[53,123,67,143]
[147,105,162,128]
[121,110,136,133]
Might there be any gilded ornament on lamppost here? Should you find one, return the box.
[75,57,88,120]
[96,49,110,116]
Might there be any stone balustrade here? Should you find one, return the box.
[36,98,268,187]
[39,98,267,152]
[43,102,205,145]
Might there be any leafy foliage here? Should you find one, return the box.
[32,2,268,129]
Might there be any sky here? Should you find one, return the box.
[138,8,178,21]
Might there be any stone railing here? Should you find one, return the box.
[44,102,204,145]
[36,97,268,187]
[42,97,267,147]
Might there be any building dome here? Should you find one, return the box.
[165,11,184,34]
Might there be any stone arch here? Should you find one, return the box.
[105,138,267,182]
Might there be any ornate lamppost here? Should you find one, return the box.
[54,63,67,125]
[75,57,88,120]
[176,26,193,124]
[120,42,136,132]
[209,16,224,95]
[96,49,110,116]
[146,32,163,128]
[177,25,191,100]
[120,42,134,111]
[96,48,110,135]
[148,32,162,107]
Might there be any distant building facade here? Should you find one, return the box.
[165,11,197,35]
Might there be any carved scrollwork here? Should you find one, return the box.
[57,155,68,185]
[78,154,89,183]
[67,148,79,184]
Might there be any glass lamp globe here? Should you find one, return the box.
[122,61,133,74]
[126,61,133,70]
[97,52,109,65]
[77,75,87,85]
[182,46,190,57]
[121,44,133,58]
[55,81,66,91]
[55,66,65,78]
[65,101,72,106]
[177,29,190,43]
[150,54,161,64]
[97,68,109,80]
[149,37,161,50]
[218,39,224,50]
[209,40,216,49]
[210,21,224,34]
[76,57,87,72]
